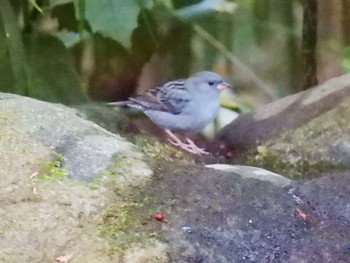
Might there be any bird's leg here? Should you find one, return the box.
[165,130,198,154]
[185,137,209,155]
[165,129,184,146]
[165,129,209,155]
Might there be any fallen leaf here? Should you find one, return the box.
[55,255,73,263]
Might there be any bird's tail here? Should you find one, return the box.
[107,101,130,107]
[107,100,144,111]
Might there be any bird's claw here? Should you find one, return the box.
[167,138,209,155]
[185,138,209,155]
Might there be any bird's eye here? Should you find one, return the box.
[208,81,215,86]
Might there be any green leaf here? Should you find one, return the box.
[24,34,88,104]
[79,0,152,49]
[0,49,16,94]
[0,34,88,104]
[342,47,350,73]
[0,0,29,94]
[29,0,43,13]
[49,0,74,8]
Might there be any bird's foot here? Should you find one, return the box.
[165,129,210,155]
[167,137,209,155]
[185,138,209,155]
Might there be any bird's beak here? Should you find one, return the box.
[217,81,232,91]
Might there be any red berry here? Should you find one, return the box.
[225,151,234,159]
[154,213,164,221]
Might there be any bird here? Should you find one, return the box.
[109,71,232,155]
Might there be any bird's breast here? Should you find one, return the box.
[144,94,220,133]
[185,99,220,130]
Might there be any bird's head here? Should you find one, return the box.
[189,71,232,95]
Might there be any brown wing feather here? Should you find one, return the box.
[110,79,190,114]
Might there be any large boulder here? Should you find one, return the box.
[0,90,349,262]
[0,92,153,262]
[217,74,350,178]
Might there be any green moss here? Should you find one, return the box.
[98,203,154,255]
[100,209,130,237]
[99,171,118,177]
[97,174,166,256]
[36,153,68,181]
[111,154,144,168]
[243,103,350,179]
[248,146,337,179]
[133,136,185,161]
[80,137,190,256]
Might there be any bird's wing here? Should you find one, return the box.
[128,79,191,114]
[108,93,170,112]
[108,79,191,114]
[128,94,168,112]
[148,79,191,114]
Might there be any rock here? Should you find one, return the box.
[216,74,350,178]
[206,164,291,187]
[132,161,350,263]
[1,91,349,263]
[0,92,151,182]
[218,73,350,149]
[0,92,156,262]
[73,103,132,135]
[123,241,169,263]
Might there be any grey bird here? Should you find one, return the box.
[109,71,231,155]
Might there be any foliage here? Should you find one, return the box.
[0,0,88,103]
[29,0,43,13]
[0,0,236,103]
[342,47,350,73]
[1,0,348,106]
[79,0,152,49]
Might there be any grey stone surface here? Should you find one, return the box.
[218,73,350,150]
[0,92,150,182]
[206,164,291,187]
[0,92,156,262]
[215,74,350,178]
[1,91,349,263]
[134,161,350,263]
